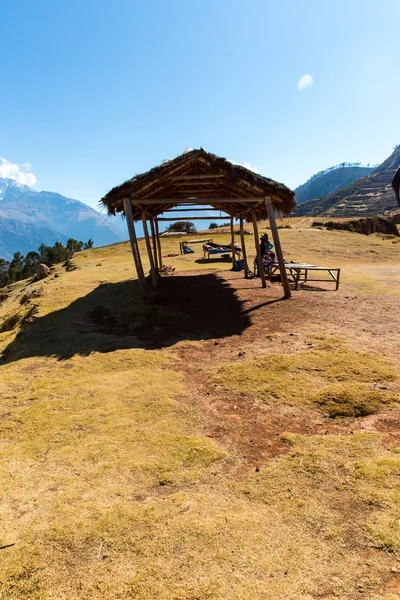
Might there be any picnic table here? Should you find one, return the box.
[266,262,341,290]
[180,238,213,254]
[203,243,242,260]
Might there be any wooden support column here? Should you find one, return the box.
[239,217,248,279]
[123,198,148,298]
[230,217,236,270]
[155,219,163,270]
[141,212,158,289]
[252,210,267,289]
[265,196,291,298]
[150,218,159,271]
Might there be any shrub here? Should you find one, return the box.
[0,312,21,333]
[19,292,32,305]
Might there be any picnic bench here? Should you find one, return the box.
[266,262,341,290]
[203,243,242,261]
[180,238,213,254]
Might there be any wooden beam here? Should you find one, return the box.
[150,218,159,271]
[122,198,148,298]
[239,217,248,279]
[128,197,266,205]
[167,174,226,181]
[252,209,267,289]
[154,219,163,271]
[230,217,235,270]
[164,207,231,213]
[172,181,228,186]
[156,216,234,221]
[141,212,158,289]
[265,196,291,298]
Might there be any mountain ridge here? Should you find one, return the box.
[0,177,126,259]
[0,216,69,261]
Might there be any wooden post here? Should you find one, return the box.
[230,217,235,270]
[239,217,248,279]
[150,218,159,271]
[252,210,267,289]
[123,198,148,298]
[155,219,163,269]
[265,197,291,298]
[141,212,158,289]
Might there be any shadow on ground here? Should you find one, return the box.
[2,273,252,362]
[195,257,232,264]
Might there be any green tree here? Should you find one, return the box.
[22,251,41,278]
[52,241,69,263]
[0,258,10,287]
[66,239,84,253]
[38,243,51,264]
[166,221,197,234]
[8,252,24,282]
[0,239,83,289]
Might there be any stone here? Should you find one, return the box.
[35,264,50,280]
[31,287,44,298]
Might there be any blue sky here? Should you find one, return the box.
[1,0,400,217]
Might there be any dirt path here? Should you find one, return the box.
[165,269,400,469]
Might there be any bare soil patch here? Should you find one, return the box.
[163,269,400,470]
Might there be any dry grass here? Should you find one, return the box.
[212,337,397,417]
[1,225,400,598]
[0,348,225,599]
[2,432,400,599]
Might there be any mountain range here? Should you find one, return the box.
[293,146,400,217]
[0,178,126,260]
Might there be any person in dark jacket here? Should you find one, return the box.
[260,234,275,260]
[254,233,276,276]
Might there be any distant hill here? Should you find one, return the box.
[0,217,69,261]
[293,146,400,217]
[295,164,373,205]
[0,178,126,260]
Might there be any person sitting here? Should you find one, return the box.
[260,233,275,259]
[254,234,276,276]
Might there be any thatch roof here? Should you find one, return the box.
[101,148,296,221]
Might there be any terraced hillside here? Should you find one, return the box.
[295,165,373,205]
[294,146,400,217]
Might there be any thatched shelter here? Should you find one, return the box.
[101,148,296,298]
[102,148,295,220]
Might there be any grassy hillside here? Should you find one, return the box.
[1,223,400,599]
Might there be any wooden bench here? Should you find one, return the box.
[203,244,242,260]
[180,238,213,254]
[266,262,341,290]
